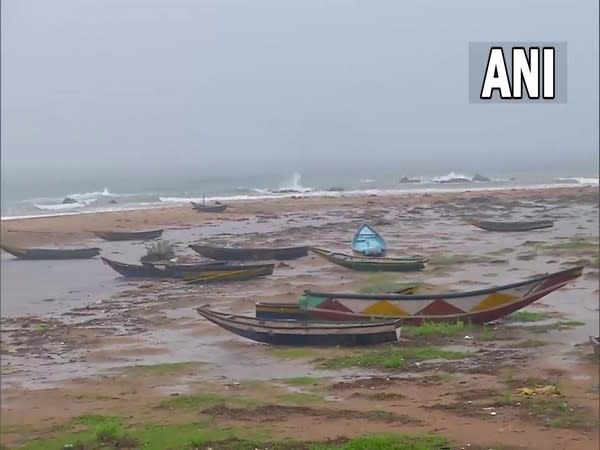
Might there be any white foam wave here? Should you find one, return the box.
[273,172,313,193]
[33,202,86,211]
[554,177,599,185]
[360,178,374,184]
[431,172,473,183]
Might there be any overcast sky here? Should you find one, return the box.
[1,0,598,177]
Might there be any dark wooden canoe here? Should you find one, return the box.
[191,202,228,213]
[196,306,402,346]
[1,245,101,260]
[184,264,274,284]
[467,219,554,232]
[93,229,163,241]
[310,247,426,272]
[189,243,309,261]
[352,223,387,256]
[101,257,228,278]
[299,266,582,324]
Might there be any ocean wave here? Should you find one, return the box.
[360,178,374,184]
[271,172,313,193]
[33,202,86,211]
[554,177,599,185]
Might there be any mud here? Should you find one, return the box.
[1,186,598,449]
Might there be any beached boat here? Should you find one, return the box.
[310,247,426,272]
[352,224,387,256]
[467,219,554,232]
[591,336,600,357]
[294,266,582,324]
[184,263,275,283]
[1,245,101,260]
[196,306,402,346]
[189,243,309,261]
[101,257,238,278]
[92,229,164,241]
[255,283,421,320]
[191,202,228,213]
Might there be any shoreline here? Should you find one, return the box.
[2,181,598,222]
[1,185,598,247]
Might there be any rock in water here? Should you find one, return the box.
[473,173,491,182]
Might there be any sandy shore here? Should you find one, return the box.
[1,185,599,449]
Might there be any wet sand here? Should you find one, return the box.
[1,185,599,449]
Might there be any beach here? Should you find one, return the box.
[1,185,599,449]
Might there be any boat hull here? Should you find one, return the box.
[352,224,387,256]
[2,245,101,260]
[197,307,401,346]
[184,264,274,283]
[301,266,582,324]
[93,229,163,241]
[468,220,554,232]
[310,247,426,272]
[191,202,228,212]
[189,244,309,261]
[101,257,259,279]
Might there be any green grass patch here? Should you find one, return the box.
[319,346,467,370]
[278,376,322,386]
[310,433,451,450]
[269,348,319,359]
[277,392,322,404]
[559,320,586,328]
[523,398,595,429]
[515,339,548,348]
[158,392,257,410]
[481,327,495,341]
[506,311,550,322]
[548,239,599,251]
[17,415,270,450]
[402,321,469,338]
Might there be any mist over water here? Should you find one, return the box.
[1,1,598,216]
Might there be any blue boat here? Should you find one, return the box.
[352,224,387,256]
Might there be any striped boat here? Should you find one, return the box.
[256,283,421,320]
[196,306,402,346]
[301,266,582,324]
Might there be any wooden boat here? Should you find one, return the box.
[467,219,554,232]
[256,283,421,320]
[92,229,163,241]
[352,224,387,256]
[298,266,583,324]
[1,245,101,260]
[591,336,600,357]
[310,247,426,272]
[191,202,228,213]
[196,306,402,346]
[189,243,309,261]
[101,257,237,278]
[184,264,275,284]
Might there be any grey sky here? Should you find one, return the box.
[1,0,598,177]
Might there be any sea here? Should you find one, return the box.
[1,168,598,220]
